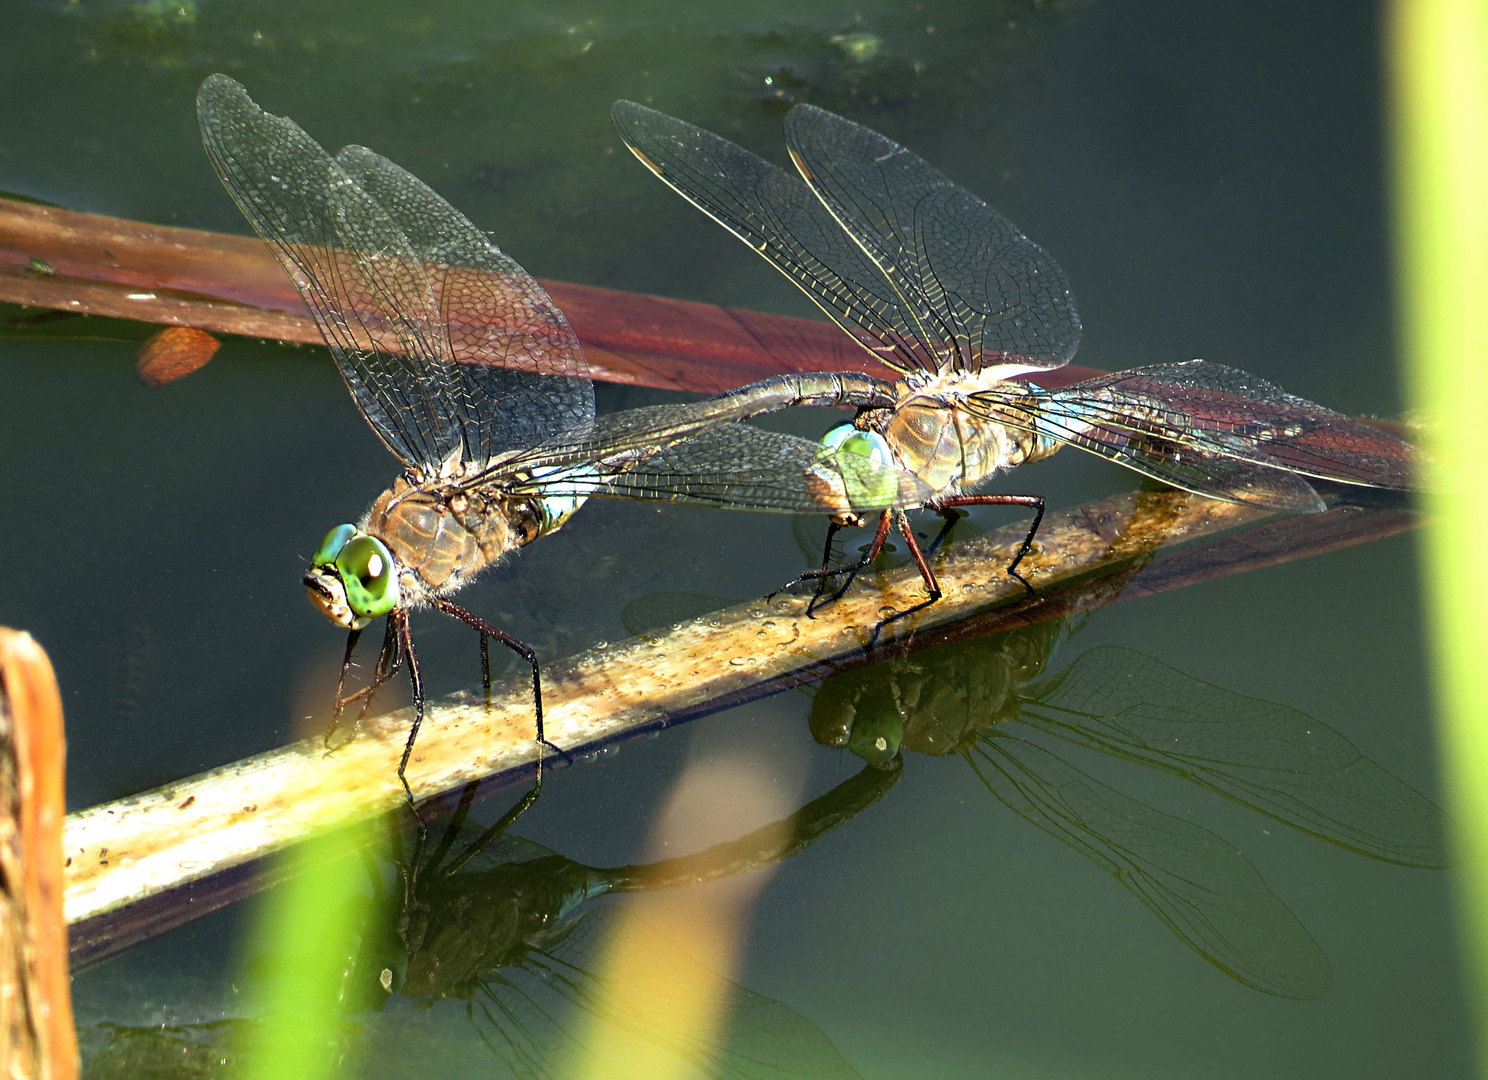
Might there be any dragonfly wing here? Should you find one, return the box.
[198,75,460,471]
[784,104,1080,377]
[509,421,933,515]
[1004,412,1331,513]
[976,360,1419,499]
[472,391,825,484]
[970,732,1333,1000]
[335,146,595,461]
[529,906,864,1080]
[611,100,941,374]
[1019,646,1449,868]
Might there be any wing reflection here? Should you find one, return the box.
[808,620,1446,998]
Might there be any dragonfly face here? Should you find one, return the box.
[306,524,401,630]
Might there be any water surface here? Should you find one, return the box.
[0,0,1464,1076]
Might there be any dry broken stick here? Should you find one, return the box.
[62,487,1418,965]
[0,630,77,1080]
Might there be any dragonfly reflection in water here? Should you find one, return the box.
[611,102,1422,605]
[78,764,892,1078]
[337,761,899,1079]
[809,618,1447,998]
[195,76,930,799]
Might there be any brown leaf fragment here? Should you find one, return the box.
[134,326,220,386]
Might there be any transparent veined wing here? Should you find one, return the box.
[611,100,941,376]
[969,731,1333,1000]
[504,420,935,517]
[336,145,594,461]
[500,907,866,1080]
[197,75,593,472]
[784,104,1081,378]
[970,360,1419,506]
[1018,646,1448,868]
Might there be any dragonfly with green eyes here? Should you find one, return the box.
[196,76,932,803]
[611,101,1422,603]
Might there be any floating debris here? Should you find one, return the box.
[134,326,220,387]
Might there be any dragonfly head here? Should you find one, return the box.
[810,423,901,524]
[304,524,401,630]
[808,666,905,767]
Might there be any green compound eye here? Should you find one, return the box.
[816,424,900,512]
[808,678,903,767]
[312,523,358,568]
[821,422,886,464]
[845,702,904,766]
[333,534,400,620]
[819,422,892,466]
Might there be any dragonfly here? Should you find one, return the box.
[196,76,931,803]
[610,101,1422,602]
[809,618,1447,998]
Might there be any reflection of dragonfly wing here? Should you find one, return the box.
[783,104,1081,377]
[1017,646,1448,868]
[508,422,934,515]
[969,731,1332,999]
[197,76,594,472]
[611,101,938,376]
[482,907,863,1080]
[971,360,1419,507]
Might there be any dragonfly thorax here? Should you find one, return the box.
[866,374,1058,498]
[362,478,523,600]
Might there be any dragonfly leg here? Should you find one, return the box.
[442,779,543,878]
[933,494,1045,599]
[772,511,894,616]
[420,780,482,880]
[924,507,967,557]
[896,512,943,601]
[859,512,948,641]
[805,519,861,615]
[324,627,362,748]
[329,620,408,742]
[328,619,408,747]
[430,598,568,765]
[393,608,426,812]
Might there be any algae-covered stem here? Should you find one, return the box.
[61,489,1417,951]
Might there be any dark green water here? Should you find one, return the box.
[0,0,1465,1076]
